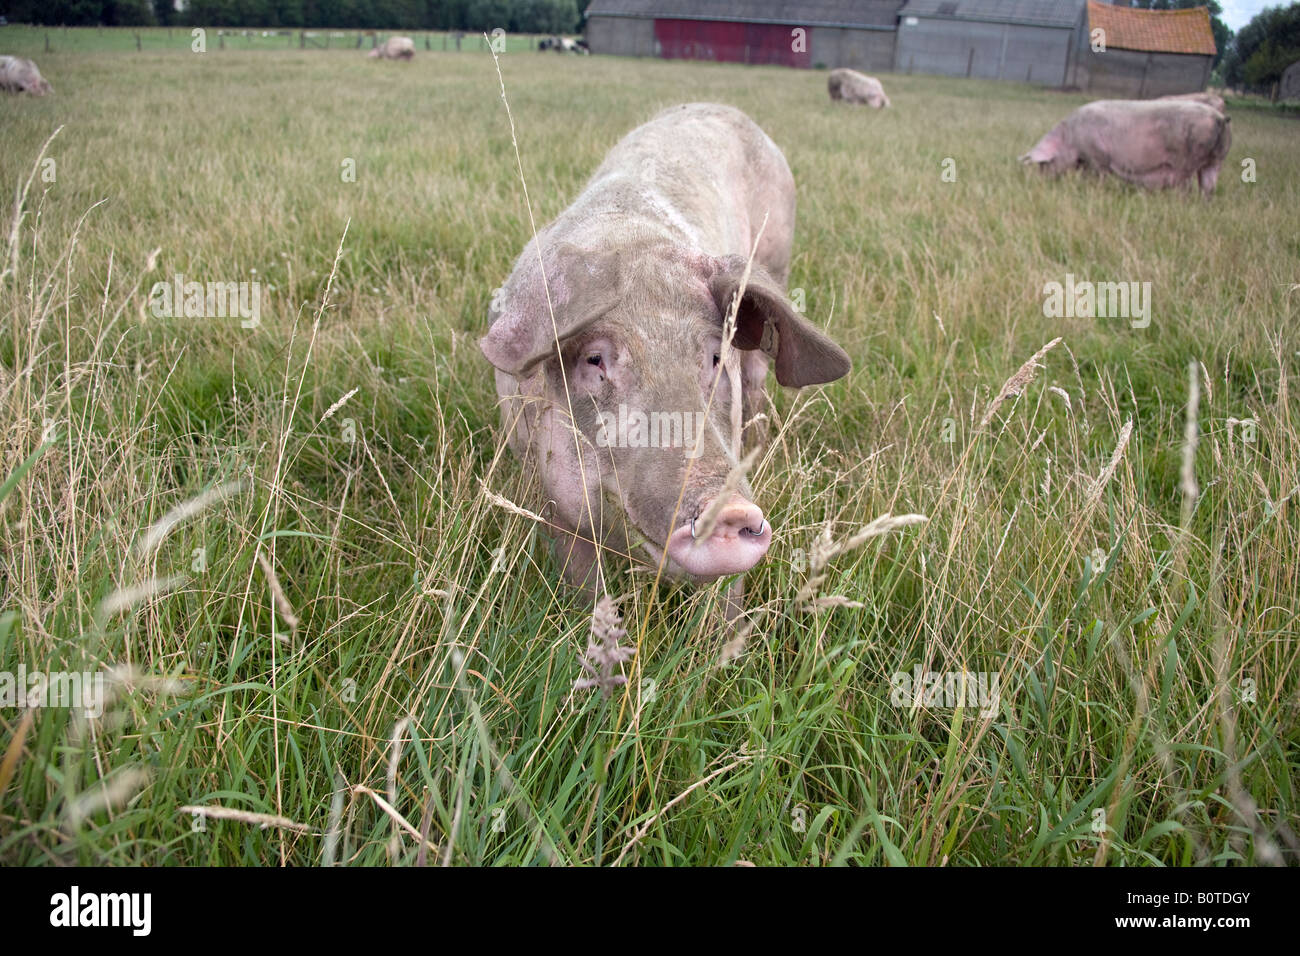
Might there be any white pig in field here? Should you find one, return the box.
[1158,91,1227,114]
[1020,99,1231,196]
[368,36,415,60]
[0,56,52,95]
[481,104,851,602]
[827,68,890,108]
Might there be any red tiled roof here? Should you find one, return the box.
[1087,1,1216,56]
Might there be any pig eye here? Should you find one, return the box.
[712,354,720,367]
[585,353,606,374]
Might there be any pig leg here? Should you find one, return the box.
[552,525,601,599]
[1198,162,1222,198]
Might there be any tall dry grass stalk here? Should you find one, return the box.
[134,479,245,558]
[796,513,929,611]
[178,804,315,834]
[1085,419,1134,511]
[979,337,1062,428]
[1,124,62,288]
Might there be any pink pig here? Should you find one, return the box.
[481,104,851,602]
[827,69,891,109]
[1020,99,1231,197]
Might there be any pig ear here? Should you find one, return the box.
[480,244,620,376]
[709,257,851,388]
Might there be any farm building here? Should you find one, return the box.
[1069,1,1217,96]
[1282,60,1300,101]
[893,0,1088,87]
[583,0,907,72]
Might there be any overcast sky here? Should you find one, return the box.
[1217,0,1277,31]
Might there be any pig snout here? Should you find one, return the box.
[666,495,772,580]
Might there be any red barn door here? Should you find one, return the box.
[654,19,810,68]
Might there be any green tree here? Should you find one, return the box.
[109,0,157,24]
[465,0,509,32]
[15,0,106,24]
[512,0,578,33]
[1220,3,1300,90]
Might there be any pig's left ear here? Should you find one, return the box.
[480,244,621,376]
[709,257,851,388]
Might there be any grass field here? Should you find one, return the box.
[1,31,1297,866]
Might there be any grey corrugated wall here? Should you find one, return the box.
[893,16,1076,86]
[587,16,657,57]
[810,27,897,71]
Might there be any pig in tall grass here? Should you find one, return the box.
[481,103,851,600]
[0,56,52,95]
[1020,99,1230,197]
[827,68,890,108]
[367,36,415,60]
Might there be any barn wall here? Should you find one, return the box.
[587,16,656,57]
[998,25,1074,86]
[1282,61,1300,100]
[894,18,1075,86]
[809,27,897,72]
[1079,49,1211,97]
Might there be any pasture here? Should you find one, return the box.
[0,33,1297,866]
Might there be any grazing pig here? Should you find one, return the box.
[1019,99,1230,197]
[540,37,589,54]
[368,36,415,60]
[481,103,851,600]
[1158,91,1226,114]
[0,56,52,95]
[827,68,890,109]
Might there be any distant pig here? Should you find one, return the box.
[481,103,851,600]
[368,36,415,60]
[1158,91,1226,114]
[1020,99,1230,196]
[827,68,890,108]
[0,56,52,95]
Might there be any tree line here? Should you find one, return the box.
[1219,3,1300,90]
[0,0,583,34]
